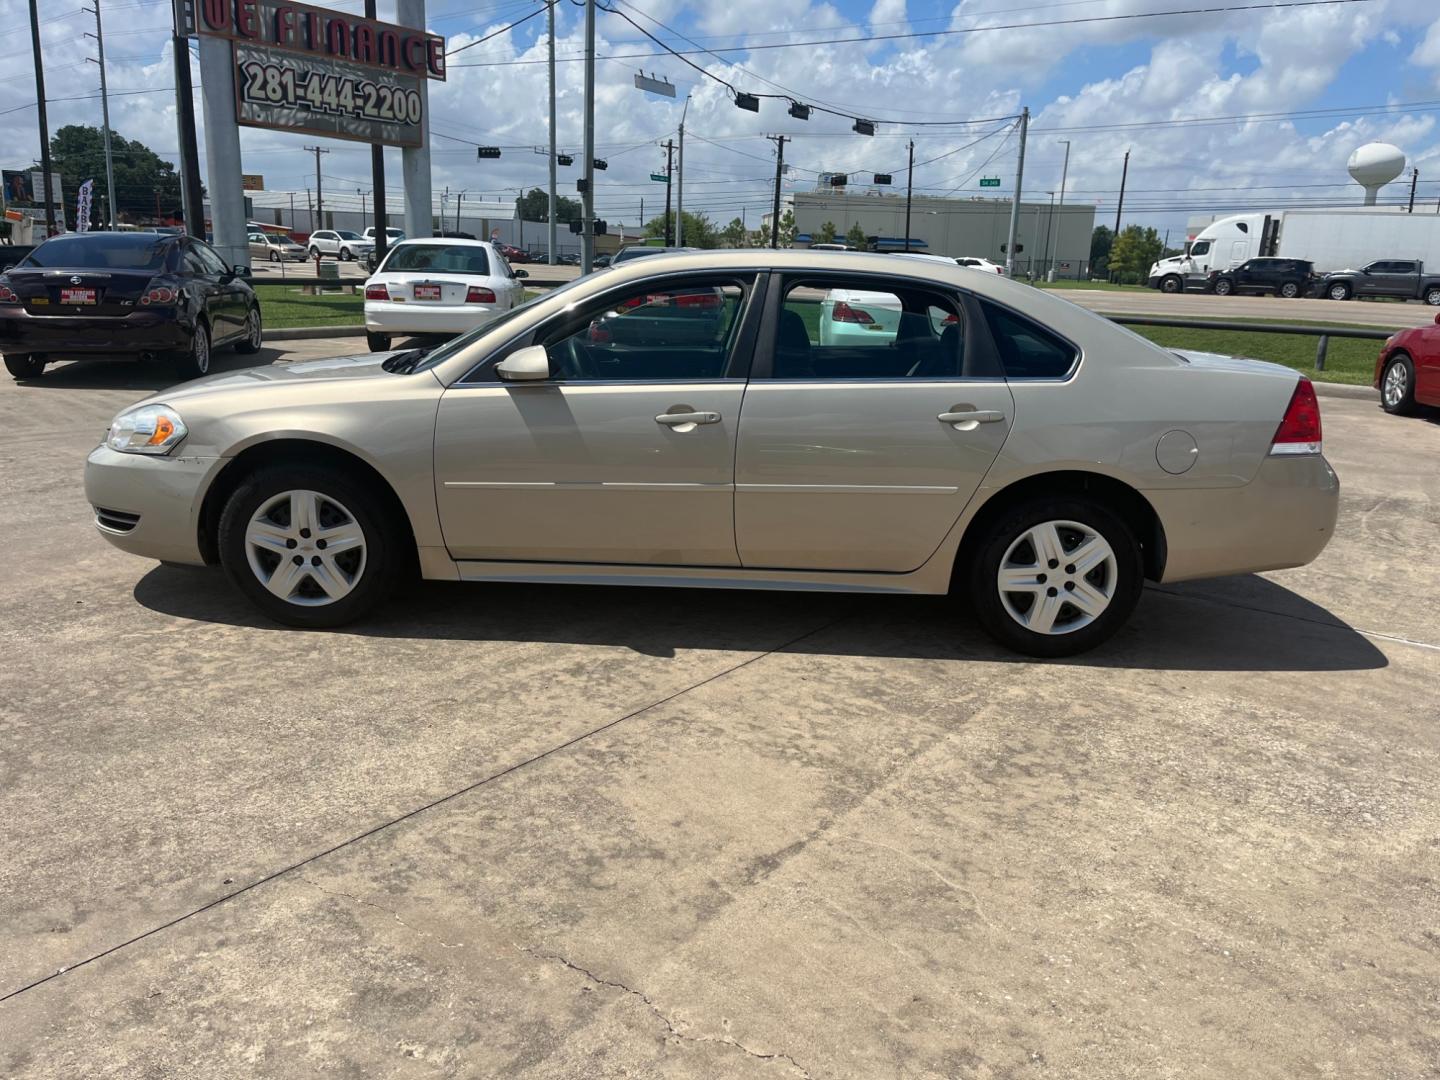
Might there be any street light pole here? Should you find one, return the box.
[904,139,914,253]
[546,0,557,265]
[1049,139,1070,281]
[1003,107,1028,277]
[28,0,57,236]
[581,0,596,271]
[85,0,118,229]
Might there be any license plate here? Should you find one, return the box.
[60,288,97,305]
[413,284,442,301]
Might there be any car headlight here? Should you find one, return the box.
[106,404,188,455]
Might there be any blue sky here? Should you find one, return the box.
[2,0,1439,238]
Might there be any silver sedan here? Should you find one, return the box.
[84,251,1338,656]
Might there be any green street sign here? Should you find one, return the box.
[979,177,1001,188]
[650,173,670,183]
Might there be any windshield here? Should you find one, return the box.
[21,234,171,270]
[336,231,363,241]
[380,243,491,276]
[411,273,599,373]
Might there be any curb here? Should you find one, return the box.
[267,325,365,341]
[1312,381,1377,401]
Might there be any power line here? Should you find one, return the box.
[446,0,556,56]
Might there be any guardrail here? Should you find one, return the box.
[1106,314,1391,371]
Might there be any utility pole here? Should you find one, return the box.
[1049,139,1070,281]
[663,139,674,244]
[580,0,596,271]
[456,191,464,233]
[904,139,914,252]
[359,188,366,221]
[547,0,557,265]
[769,135,788,249]
[1042,190,1056,278]
[1114,148,1130,236]
[28,0,57,236]
[1003,107,1028,276]
[305,146,328,230]
[1408,168,1418,213]
[84,0,118,230]
[677,95,690,247]
[366,0,387,265]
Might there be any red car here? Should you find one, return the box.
[495,243,531,264]
[1375,312,1440,414]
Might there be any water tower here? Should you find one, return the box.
[1348,143,1405,205]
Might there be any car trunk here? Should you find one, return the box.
[385,276,475,304]
[6,268,157,318]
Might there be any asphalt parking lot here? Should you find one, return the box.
[2,343,1437,1078]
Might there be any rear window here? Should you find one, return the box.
[380,244,490,276]
[22,235,172,271]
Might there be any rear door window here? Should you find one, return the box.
[979,300,1079,380]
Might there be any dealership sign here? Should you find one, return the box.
[190,0,446,147]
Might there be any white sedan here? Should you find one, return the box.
[363,238,529,351]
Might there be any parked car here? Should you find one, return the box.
[363,227,406,245]
[361,238,529,351]
[248,230,307,263]
[817,285,906,346]
[591,253,611,268]
[1,231,261,380]
[1208,258,1315,298]
[611,245,698,265]
[1319,260,1440,304]
[493,242,530,264]
[955,256,1006,275]
[84,250,1336,656]
[1374,311,1440,414]
[307,230,374,261]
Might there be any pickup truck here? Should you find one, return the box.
[1319,260,1440,305]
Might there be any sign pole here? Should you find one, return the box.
[28,0,57,236]
[366,0,387,266]
[581,0,596,271]
[547,0,557,265]
[171,10,204,236]
[396,0,434,238]
[199,30,248,267]
[1003,107,1028,277]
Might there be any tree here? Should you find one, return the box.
[720,217,747,247]
[643,210,717,248]
[516,187,580,224]
[49,124,184,223]
[814,221,838,245]
[1089,225,1114,277]
[1108,225,1163,284]
[777,210,797,247]
[844,222,868,250]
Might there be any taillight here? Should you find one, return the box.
[676,292,720,308]
[364,282,390,301]
[1270,378,1322,455]
[140,286,176,305]
[832,301,875,324]
[466,286,496,303]
[941,313,959,325]
[0,283,17,304]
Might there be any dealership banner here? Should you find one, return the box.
[76,179,94,232]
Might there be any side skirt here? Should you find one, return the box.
[444,558,951,595]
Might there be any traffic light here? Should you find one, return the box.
[873,173,892,185]
[576,178,588,193]
[852,119,875,136]
[788,101,810,120]
[569,219,583,234]
[593,159,608,171]
[1000,243,1024,253]
[829,174,848,187]
[476,147,501,160]
[557,153,574,166]
[595,220,607,235]
[734,93,760,112]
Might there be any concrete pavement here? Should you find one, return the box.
[1,346,1436,1078]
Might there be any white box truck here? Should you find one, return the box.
[1146,208,1440,293]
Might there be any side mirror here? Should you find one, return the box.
[235,265,252,279]
[514,268,529,279]
[495,344,551,382]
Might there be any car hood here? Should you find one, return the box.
[144,351,412,406]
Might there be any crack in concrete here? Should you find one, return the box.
[299,877,466,949]
[519,945,812,1078]
[831,834,999,931]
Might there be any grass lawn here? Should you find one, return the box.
[1122,320,1384,386]
[255,284,363,328]
[1032,279,1149,292]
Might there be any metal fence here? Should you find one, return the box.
[1106,314,1391,372]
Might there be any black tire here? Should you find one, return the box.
[4,353,45,379]
[1328,282,1351,301]
[339,247,352,262]
[308,246,321,260]
[1424,286,1440,307]
[1380,353,1418,416]
[1160,275,1182,294]
[966,496,1144,658]
[217,465,403,629]
[1213,278,1233,296]
[366,331,392,352]
[268,250,278,262]
[235,306,263,354]
[1279,280,1301,298]
[173,321,211,380]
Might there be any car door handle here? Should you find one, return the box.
[655,411,721,426]
[938,409,1005,427]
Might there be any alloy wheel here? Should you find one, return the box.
[996,520,1118,636]
[243,490,367,607]
[193,325,210,374]
[1383,361,1408,409]
[245,309,262,349]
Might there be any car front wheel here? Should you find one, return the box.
[173,321,211,380]
[1213,278,1233,296]
[308,246,321,260]
[218,467,402,628]
[1160,275,1182,293]
[4,353,46,379]
[236,307,263,354]
[967,497,1143,658]
[1328,282,1351,301]
[1381,353,1418,416]
[366,331,392,352]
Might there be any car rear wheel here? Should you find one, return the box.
[235,307,263,354]
[4,353,46,380]
[339,247,352,261]
[967,497,1143,658]
[1381,353,1418,416]
[1213,278,1233,296]
[366,331,392,352]
[173,321,210,380]
[308,246,321,260]
[1425,286,1440,306]
[1328,282,1351,301]
[1279,280,1301,298]
[218,466,401,628]
[268,250,278,262]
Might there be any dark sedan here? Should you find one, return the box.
[0,232,261,381]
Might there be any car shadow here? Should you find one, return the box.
[12,346,294,393]
[132,566,1387,673]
